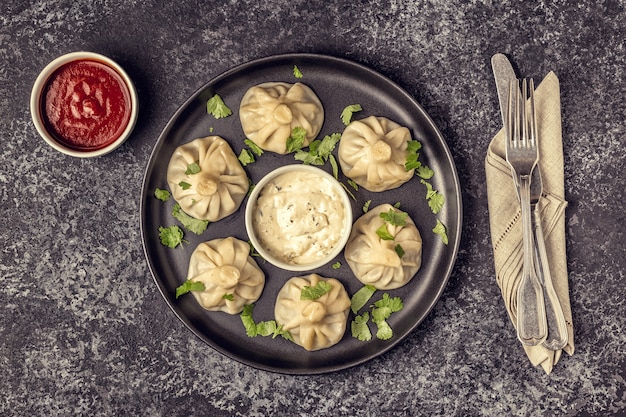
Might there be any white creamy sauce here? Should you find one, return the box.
[252,171,346,265]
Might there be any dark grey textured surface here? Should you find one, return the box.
[1,1,625,416]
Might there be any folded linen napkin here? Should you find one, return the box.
[485,71,574,374]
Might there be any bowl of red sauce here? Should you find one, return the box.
[30,51,138,157]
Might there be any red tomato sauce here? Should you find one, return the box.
[41,59,132,150]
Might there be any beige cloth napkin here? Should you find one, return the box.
[485,71,574,374]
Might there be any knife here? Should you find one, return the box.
[491,53,568,350]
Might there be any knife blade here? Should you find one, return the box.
[491,53,568,350]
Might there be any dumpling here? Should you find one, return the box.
[345,203,422,290]
[187,237,265,314]
[274,274,351,351]
[338,116,414,192]
[167,136,248,222]
[239,82,324,154]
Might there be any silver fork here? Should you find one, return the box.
[505,78,548,346]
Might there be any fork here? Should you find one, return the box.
[505,78,548,346]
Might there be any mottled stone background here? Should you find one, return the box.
[1,0,625,416]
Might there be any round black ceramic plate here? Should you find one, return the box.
[140,53,462,374]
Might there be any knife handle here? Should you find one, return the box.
[532,207,569,350]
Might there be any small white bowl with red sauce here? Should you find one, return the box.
[30,51,138,158]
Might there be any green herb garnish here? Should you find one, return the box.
[154,188,171,202]
[238,149,255,166]
[376,223,395,241]
[371,293,404,340]
[172,203,209,235]
[379,208,407,227]
[420,179,445,214]
[244,139,264,156]
[351,312,372,341]
[294,132,341,165]
[332,261,341,270]
[206,94,232,119]
[158,225,186,248]
[185,161,201,175]
[222,293,235,301]
[394,244,405,258]
[286,127,307,153]
[350,284,377,314]
[416,165,434,179]
[300,281,333,300]
[240,304,292,340]
[175,280,205,298]
[178,181,191,190]
[340,104,362,125]
[362,200,372,213]
[433,219,449,245]
[293,65,303,78]
[404,140,423,171]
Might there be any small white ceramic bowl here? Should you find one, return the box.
[245,164,353,271]
[30,51,138,158]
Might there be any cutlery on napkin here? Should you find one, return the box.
[485,67,574,374]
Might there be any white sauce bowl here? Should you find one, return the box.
[245,164,353,271]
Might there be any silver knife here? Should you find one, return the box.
[491,53,568,350]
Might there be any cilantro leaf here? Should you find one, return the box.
[222,293,235,301]
[332,261,341,270]
[379,208,407,226]
[329,154,339,179]
[301,281,333,300]
[374,293,404,314]
[240,304,292,340]
[350,284,377,314]
[240,304,258,337]
[362,200,371,213]
[394,244,405,258]
[154,188,170,202]
[175,280,205,299]
[238,148,255,166]
[206,94,232,119]
[294,150,324,165]
[286,127,307,153]
[405,140,423,171]
[376,223,394,240]
[420,179,445,214]
[375,319,394,340]
[256,320,278,337]
[185,161,201,175]
[433,219,449,245]
[416,164,434,179]
[179,181,191,190]
[244,139,264,156]
[341,104,362,125]
[158,225,185,248]
[351,312,372,341]
[172,203,209,235]
[317,133,341,160]
[340,182,357,201]
[293,65,303,78]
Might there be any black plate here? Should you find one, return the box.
[140,53,462,374]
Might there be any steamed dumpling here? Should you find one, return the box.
[345,203,422,290]
[167,136,248,222]
[187,237,265,314]
[338,116,414,192]
[275,274,350,351]
[239,82,324,154]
